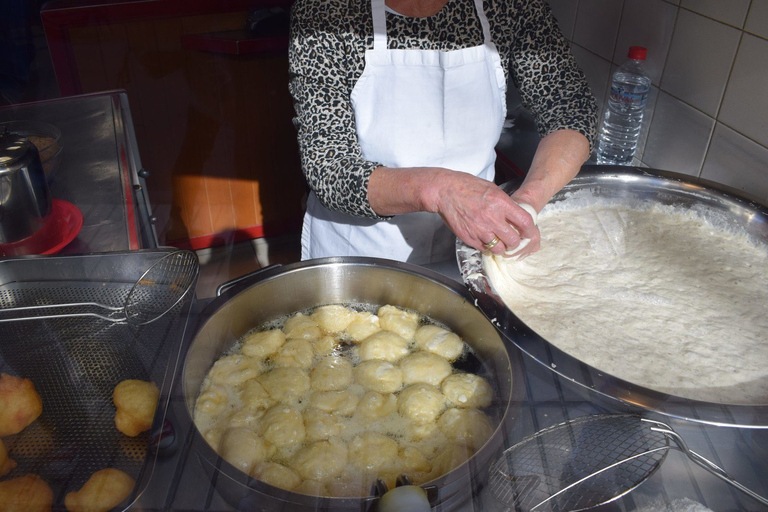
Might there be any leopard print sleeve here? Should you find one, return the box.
[508,0,598,149]
[289,0,382,219]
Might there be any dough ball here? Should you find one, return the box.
[219,427,271,474]
[239,379,274,411]
[310,305,357,333]
[397,384,445,425]
[311,356,353,391]
[429,443,473,479]
[400,446,432,474]
[348,432,398,472]
[325,479,368,498]
[377,305,420,340]
[64,468,134,512]
[304,408,347,442]
[441,373,493,409]
[260,405,305,448]
[310,390,359,416]
[241,329,285,359]
[312,335,341,356]
[0,373,43,437]
[283,313,322,341]
[437,408,494,450]
[404,421,441,442]
[414,325,465,361]
[355,392,397,421]
[113,379,159,437]
[0,474,53,512]
[291,438,348,481]
[357,331,409,363]
[272,339,315,369]
[251,462,302,491]
[293,479,327,497]
[207,354,260,387]
[226,408,265,431]
[354,360,403,394]
[257,367,310,404]
[0,438,17,477]
[398,351,452,387]
[345,311,381,342]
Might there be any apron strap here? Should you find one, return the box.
[372,0,388,51]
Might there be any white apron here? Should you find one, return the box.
[301,0,507,264]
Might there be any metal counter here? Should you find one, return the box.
[133,260,768,512]
[0,91,157,252]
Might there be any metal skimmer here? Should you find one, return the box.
[489,414,768,511]
[0,250,198,325]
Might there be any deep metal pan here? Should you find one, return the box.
[458,165,768,428]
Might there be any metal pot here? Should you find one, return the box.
[181,257,524,511]
[458,165,768,428]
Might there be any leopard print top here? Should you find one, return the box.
[288,0,598,219]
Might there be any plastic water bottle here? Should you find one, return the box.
[596,46,651,165]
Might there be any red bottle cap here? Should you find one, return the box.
[628,46,647,60]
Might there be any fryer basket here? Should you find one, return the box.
[0,249,198,510]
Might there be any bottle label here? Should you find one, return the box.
[610,84,648,106]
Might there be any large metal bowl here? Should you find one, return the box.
[458,166,768,428]
[181,257,525,511]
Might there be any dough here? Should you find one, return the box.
[355,392,397,421]
[310,389,359,416]
[397,384,445,425]
[348,432,398,472]
[437,408,494,450]
[257,367,310,404]
[219,427,271,473]
[312,335,340,356]
[398,351,452,387]
[400,446,432,474]
[207,354,260,387]
[0,474,53,512]
[441,373,493,409]
[290,439,348,481]
[239,379,274,411]
[113,379,159,437]
[304,408,347,441]
[377,305,420,340]
[241,329,285,359]
[344,311,381,342]
[226,407,265,431]
[484,202,768,404]
[354,360,403,394]
[260,405,305,448]
[0,438,17,477]
[0,373,43,437]
[64,468,134,512]
[357,331,409,363]
[311,356,353,391]
[251,462,301,491]
[272,339,315,369]
[283,313,322,341]
[310,305,357,333]
[414,325,465,361]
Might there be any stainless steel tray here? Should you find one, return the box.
[458,166,768,428]
[0,249,198,510]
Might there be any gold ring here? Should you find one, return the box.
[483,236,500,250]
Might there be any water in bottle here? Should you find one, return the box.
[596,46,651,165]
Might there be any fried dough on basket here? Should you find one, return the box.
[64,468,135,512]
[0,474,53,512]
[0,373,43,437]
[112,379,159,437]
[0,438,17,477]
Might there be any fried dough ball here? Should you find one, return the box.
[437,408,494,450]
[311,356,353,391]
[0,438,17,477]
[348,432,398,472]
[251,462,301,491]
[283,313,322,341]
[400,446,432,474]
[219,427,272,474]
[377,305,420,340]
[0,373,43,437]
[260,405,305,448]
[64,468,134,512]
[0,474,53,512]
[355,392,397,421]
[344,311,381,342]
[354,360,403,394]
[257,367,310,404]
[398,351,452,387]
[441,373,493,409]
[272,339,315,369]
[358,331,409,363]
[304,408,347,442]
[310,305,357,333]
[310,389,359,416]
[312,335,340,356]
[291,438,348,481]
[239,379,275,411]
[397,384,445,425]
[414,325,465,361]
[241,328,285,359]
[207,354,261,387]
[113,379,159,437]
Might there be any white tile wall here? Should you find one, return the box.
[558,0,768,204]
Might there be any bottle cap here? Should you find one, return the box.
[628,46,647,60]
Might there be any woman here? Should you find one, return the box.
[289,0,597,264]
